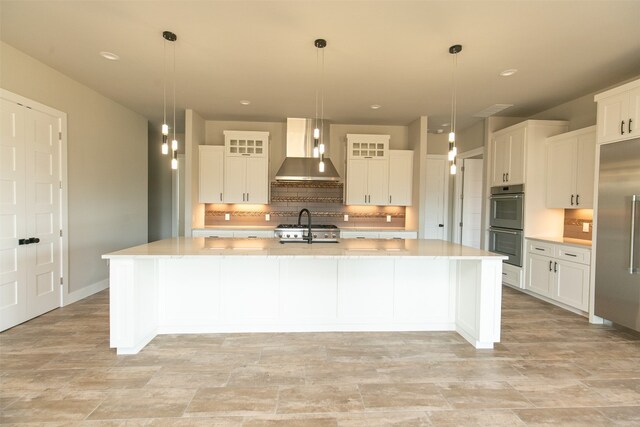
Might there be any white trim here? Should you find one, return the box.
[63,278,109,306]
[426,155,450,241]
[452,148,485,245]
[0,88,70,309]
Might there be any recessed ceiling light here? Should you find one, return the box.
[500,68,518,77]
[370,104,381,110]
[240,100,251,105]
[100,51,120,61]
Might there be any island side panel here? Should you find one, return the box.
[279,258,338,321]
[158,258,222,331]
[393,259,455,328]
[109,259,159,354]
[455,259,502,348]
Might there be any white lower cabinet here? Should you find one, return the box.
[525,239,590,311]
[192,229,274,238]
[340,230,417,239]
[501,263,523,289]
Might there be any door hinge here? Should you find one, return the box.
[59,229,63,237]
[59,181,62,189]
[459,222,463,227]
[60,277,63,285]
[58,131,62,140]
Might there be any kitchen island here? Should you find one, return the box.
[103,238,506,354]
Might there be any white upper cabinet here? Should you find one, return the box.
[595,79,640,143]
[345,135,413,206]
[346,134,390,206]
[490,126,525,186]
[388,150,413,206]
[199,145,224,203]
[222,131,269,204]
[546,126,596,209]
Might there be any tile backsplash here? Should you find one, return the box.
[563,209,593,240]
[205,181,406,228]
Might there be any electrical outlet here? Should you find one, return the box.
[265,213,270,221]
[386,215,392,222]
[343,214,349,222]
[582,222,590,232]
[224,213,230,221]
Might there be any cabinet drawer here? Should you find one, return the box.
[528,241,554,256]
[556,246,591,265]
[502,263,522,288]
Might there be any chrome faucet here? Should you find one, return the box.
[297,208,312,244]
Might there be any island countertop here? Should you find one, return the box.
[103,237,506,260]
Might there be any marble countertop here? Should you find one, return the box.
[103,237,506,260]
[194,226,276,231]
[527,236,592,248]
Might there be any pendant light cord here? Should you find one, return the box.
[163,40,167,127]
[451,51,457,136]
[320,46,325,149]
[315,48,319,135]
[172,40,176,143]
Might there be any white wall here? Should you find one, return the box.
[0,42,148,296]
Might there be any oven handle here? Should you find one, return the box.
[490,228,520,235]
[490,194,523,200]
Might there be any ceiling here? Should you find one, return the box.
[2,0,640,134]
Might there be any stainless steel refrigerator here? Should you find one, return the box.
[594,137,640,332]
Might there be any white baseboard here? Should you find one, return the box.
[63,278,109,306]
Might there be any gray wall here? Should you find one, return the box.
[1,41,148,295]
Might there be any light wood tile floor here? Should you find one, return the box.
[1,286,640,426]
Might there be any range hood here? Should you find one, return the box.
[275,118,340,181]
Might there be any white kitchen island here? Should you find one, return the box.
[103,238,506,354]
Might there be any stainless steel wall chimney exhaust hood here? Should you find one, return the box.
[275,118,340,181]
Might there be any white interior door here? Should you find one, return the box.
[0,99,27,330]
[0,98,61,331]
[461,158,483,248]
[26,108,61,318]
[425,157,447,240]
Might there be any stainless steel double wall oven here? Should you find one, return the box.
[489,184,524,266]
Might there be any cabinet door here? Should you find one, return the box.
[223,156,246,203]
[367,159,389,205]
[574,132,596,208]
[388,151,413,206]
[346,159,368,205]
[491,133,509,186]
[199,146,224,203]
[554,259,589,311]
[507,127,526,184]
[244,157,268,204]
[628,86,640,140]
[597,93,627,143]
[526,253,553,297]
[546,137,576,208]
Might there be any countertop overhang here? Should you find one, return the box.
[103,237,506,260]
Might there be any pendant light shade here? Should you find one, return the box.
[161,30,179,171]
[448,44,462,175]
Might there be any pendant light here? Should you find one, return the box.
[161,30,179,170]
[313,39,327,172]
[448,44,462,175]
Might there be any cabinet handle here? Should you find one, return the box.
[389,195,392,204]
[554,261,557,273]
[571,194,574,206]
[565,253,577,257]
[506,172,509,182]
[576,194,580,205]
[535,247,545,251]
[220,192,222,201]
[621,120,625,135]
[502,173,506,182]
[364,195,367,203]
[630,118,633,133]
[247,192,249,201]
[549,260,553,271]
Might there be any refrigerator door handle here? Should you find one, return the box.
[631,195,639,274]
